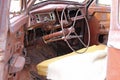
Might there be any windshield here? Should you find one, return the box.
[35,0,85,4]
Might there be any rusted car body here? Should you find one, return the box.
[0,0,119,80]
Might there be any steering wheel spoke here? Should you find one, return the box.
[43,5,90,53]
[60,5,90,53]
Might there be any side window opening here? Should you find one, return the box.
[9,0,27,19]
[97,0,111,6]
[9,0,21,19]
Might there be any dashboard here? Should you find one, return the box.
[29,11,56,28]
[28,3,85,30]
[35,12,55,23]
[26,3,87,44]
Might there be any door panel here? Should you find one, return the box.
[88,1,111,45]
[7,14,28,80]
[7,0,28,79]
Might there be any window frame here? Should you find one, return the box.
[9,0,27,19]
[118,0,120,25]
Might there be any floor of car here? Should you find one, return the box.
[16,41,73,80]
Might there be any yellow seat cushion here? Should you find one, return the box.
[37,44,106,76]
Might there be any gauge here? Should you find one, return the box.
[35,12,55,23]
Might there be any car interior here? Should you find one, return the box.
[7,0,111,80]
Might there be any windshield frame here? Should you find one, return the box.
[31,0,90,10]
[34,0,89,5]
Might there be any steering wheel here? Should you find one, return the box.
[60,5,90,53]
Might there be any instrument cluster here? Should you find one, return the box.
[28,4,85,31]
[35,12,55,23]
[29,11,56,27]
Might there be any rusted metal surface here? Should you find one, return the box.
[0,0,10,80]
[0,0,113,80]
[88,1,110,45]
[107,0,120,80]
[10,15,28,33]
[43,27,75,42]
[107,47,120,80]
